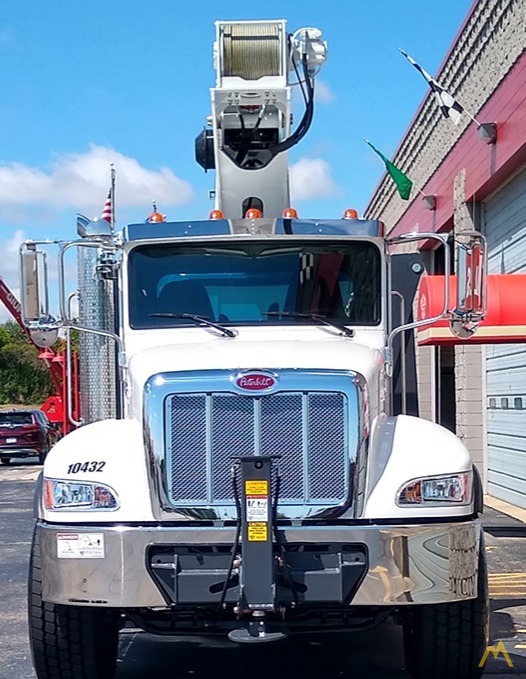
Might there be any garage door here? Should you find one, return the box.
[484,168,526,509]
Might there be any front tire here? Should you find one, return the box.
[403,546,489,679]
[28,528,120,679]
[1,457,11,465]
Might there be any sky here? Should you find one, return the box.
[0,0,474,320]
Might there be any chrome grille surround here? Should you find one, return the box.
[143,369,366,521]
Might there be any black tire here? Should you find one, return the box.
[403,545,489,679]
[28,527,120,679]
[1,457,11,465]
[38,441,51,465]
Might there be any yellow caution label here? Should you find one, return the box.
[245,480,268,496]
[247,522,268,542]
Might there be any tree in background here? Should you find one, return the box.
[0,322,53,405]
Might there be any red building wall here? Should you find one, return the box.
[389,50,526,240]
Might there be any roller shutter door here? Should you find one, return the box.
[484,168,526,508]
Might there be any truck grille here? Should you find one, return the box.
[165,391,348,505]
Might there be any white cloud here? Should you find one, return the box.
[315,80,335,103]
[290,157,339,201]
[3,229,25,279]
[0,229,25,323]
[0,145,193,214]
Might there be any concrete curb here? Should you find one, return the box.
[485,494,526,523]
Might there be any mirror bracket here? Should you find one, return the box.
[96,251,120,281]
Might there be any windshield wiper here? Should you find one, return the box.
[265,311,354,338]
[149,313,238,338]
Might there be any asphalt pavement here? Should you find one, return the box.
[1,460,526,679]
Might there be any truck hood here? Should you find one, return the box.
[126,327,384,417]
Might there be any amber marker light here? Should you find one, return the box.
[44,479,54,510]
[245,208,263,219]
[343,208,359,219]
[282,207,298,218]
[209,209,224,220]
[148,211,165,223]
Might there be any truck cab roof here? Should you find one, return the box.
[122,218,385,243]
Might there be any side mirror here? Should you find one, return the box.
[450,234,486,338]
[20,248,49,322]
[77,213,113,239]
[20,245,61,348]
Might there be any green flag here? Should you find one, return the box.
[365,140,413,200]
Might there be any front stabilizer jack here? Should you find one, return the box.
[227,456,286,644]
[228,611,286,644]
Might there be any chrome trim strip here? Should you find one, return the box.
[205,395,213,504]
[302,393,309,502]
[143,369,365,521]
[365,415,397,499]
[0,447,41,455]
[254,394,261,463]
[350,372,368,518]
[37,519,482,608]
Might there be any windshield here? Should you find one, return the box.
[0,412,34,426]
[128,241,381,329]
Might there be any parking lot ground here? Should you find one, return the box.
[0,462,38,679]
[481,505,526,675]
[1,462,526,678]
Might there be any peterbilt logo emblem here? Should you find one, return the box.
[236,373,276,390]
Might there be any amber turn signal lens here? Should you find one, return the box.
[282,207,298,218]
[149,211,165,223]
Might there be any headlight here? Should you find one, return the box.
[397,472,472,506]
[44,478,119,511]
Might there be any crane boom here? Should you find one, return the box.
[195,20,327,218]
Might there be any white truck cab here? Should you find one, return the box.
[23,20,489,679]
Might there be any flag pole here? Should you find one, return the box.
[110,163,116,233]
[457,107,481,127]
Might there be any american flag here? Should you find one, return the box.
[100,189,113,224]
[400,49,463,125]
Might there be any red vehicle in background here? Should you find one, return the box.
[0,409,58,465]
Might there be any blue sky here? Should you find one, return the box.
[0,0,473,315]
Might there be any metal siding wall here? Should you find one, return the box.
[485,168,526,508]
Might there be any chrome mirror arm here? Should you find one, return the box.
[385,232,451,375]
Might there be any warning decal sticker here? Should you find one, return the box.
[245,480,268,496]
[246,497,268,522]
[57,533,105,559]
[247,522,268,542]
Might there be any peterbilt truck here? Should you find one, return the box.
[23,21,490,679]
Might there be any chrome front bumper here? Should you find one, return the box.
[37,519,482,608]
